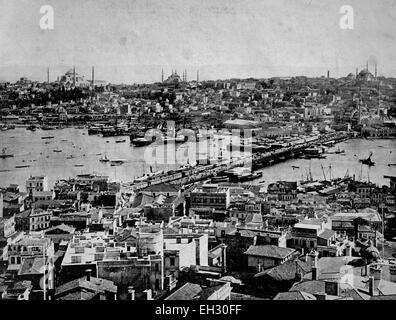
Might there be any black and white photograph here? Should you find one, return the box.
[0,0,396,310]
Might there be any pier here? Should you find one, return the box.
[121,132,351,193]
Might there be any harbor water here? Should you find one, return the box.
[0,128,395,191]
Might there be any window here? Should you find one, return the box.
[10,257,15,264]
[170,257,175,266]
[155,279,160,290]
[154,263,159,272]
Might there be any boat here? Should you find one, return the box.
[66,155,75,159]
[15,165,30,168]
[359,152,375,166]
[161,136,176,144]
[115,139,126,143]
[388,163,396,167]
[211,175,230,183]
[175,135,187,143]
[41,136,55,139]
[110,159,126,166]
[292,165,300,169]
[304,146,326,159]
[99,154,109,162]
[74,164,84,167]
[53,149,62,153]
[132,137,154,147]
[334,147,345,154]
[26,125,37,131]
[0,148,13,158]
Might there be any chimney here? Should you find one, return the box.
[128,286,135,300]
[368,276,375,296]
[85,269,91,281]
[221,245,227,274]
[312,267,318,280]
[144,289,152,300]
[325,281,340,296]
[314,293,327,300]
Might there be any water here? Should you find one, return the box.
[0,128,395,191]
[256,138,396,188]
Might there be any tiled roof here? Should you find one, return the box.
[165,282,202,300]
[318,229,336,240]
[143,183,181,193]
[273,291,316,300]
[244,245,295,259]
[55,276,117,297]
[255,259,311,281]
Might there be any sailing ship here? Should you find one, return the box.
[0,147,13,158]
[359,152,375,166]
[99,154,109,162]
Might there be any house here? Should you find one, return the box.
[243,245,296,272]
[253,258,311,297]
[164,281,231,300]
[44,224,76,250]
[141,183,182,198]
[26,176,49,197]
[189,184,230,210]
[54,271,117,300]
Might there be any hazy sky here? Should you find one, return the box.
[0,0,395,83]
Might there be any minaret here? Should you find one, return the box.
[73,66,76,86]
[356,67,358,77]
[47,67,50,83]
[378,81,381,117]
[161,68,164,82]
[92,66,95,87]
[366,61,369,72]
[375,64,377,79]
[197,70,199,82]
[327,70,329,79]
[185,69,187,82]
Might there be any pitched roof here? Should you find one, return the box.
[255,259,311,281]
[18,257,45,276]
[55,276,117,298]
[318,229,336,240]
[244,245,295,259]
[165,282,202,300]
[142,183,181,194]
[273,291,316,300]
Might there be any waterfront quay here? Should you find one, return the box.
[121,131,351,193]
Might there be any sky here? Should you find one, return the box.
[0,0,396,83]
